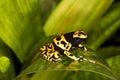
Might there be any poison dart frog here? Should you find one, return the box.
[40,30,88,62]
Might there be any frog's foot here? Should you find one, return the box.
[52,58,62,63]
[78,56,96,64]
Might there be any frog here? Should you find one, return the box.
[40,30,88,62]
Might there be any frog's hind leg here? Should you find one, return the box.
[49,51,62,62]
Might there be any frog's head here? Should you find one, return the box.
[72,30,87,45]
[73,30,87,39]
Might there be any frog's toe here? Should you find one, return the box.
[52,58,62,63]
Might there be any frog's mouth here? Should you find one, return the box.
[73,38,86,46]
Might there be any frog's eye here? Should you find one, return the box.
[73,30,87,39]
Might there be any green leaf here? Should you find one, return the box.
[0,0,42,63]
[40,0,60,25]
[44,0,113,36]
[0,56,10,73]
[98,46,120,58]
[87,2,120,49]
[15,40,118,80]
[97,46,120,79]
[107,55,120,80]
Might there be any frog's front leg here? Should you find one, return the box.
[63,50,96,63]
[63,50,79,61]
[78,44,87,51]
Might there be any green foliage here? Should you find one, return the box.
[107,55,120,79]
[44,0,113,36]
[0,39,15,80]
[0,0,42,63]
[0,0,120,80]
[87,2,120,49]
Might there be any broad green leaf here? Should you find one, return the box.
[25,71,117,80]
[87,2,120,49]
[0,0,42,63]
[97,46,120,79]
[44,0,113,36]
[16,48,118,80]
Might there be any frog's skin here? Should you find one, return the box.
[40,30,88,62]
